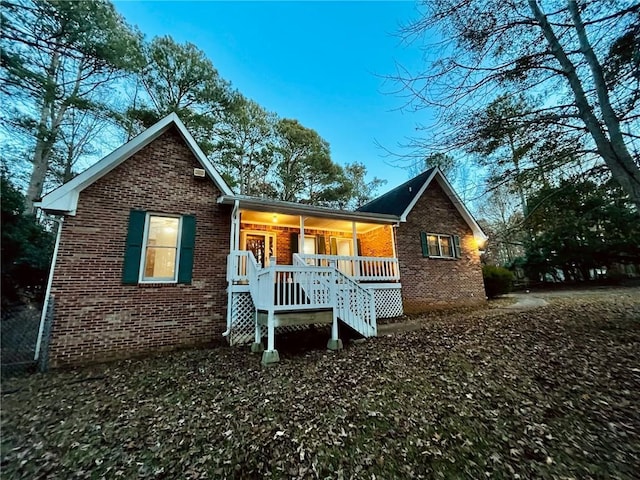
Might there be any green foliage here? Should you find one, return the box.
[1,0,144,209]
[1,174,54,305]
[523,178,640,282]
[482,265,513,298]
[126,35,233,151]
[215,95,277,196]
[274,118,338,203]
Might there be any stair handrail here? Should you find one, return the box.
[295,254,376,336]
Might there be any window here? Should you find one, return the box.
[142,216,181,281]
[122,210,196,284]
[420,232,461,259]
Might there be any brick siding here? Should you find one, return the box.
[359,225,394,258]
[395,181,486,312]
[48,127,231,367]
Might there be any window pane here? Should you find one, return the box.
[144,247,177,279]
[427,235,440,256]
[148,216,179,247]
[440,236,452,257]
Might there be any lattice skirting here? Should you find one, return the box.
[366,285,404,319]
[228,284,403,344]
[228,291,318,346]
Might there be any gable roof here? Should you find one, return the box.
[358,167,437,216]
[36,113,233,215]
[358,167,486,240]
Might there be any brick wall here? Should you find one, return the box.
[48,127,231,367]
[396,180,486,312]
[359,225,394,257]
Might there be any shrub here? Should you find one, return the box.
[482,265,514,298]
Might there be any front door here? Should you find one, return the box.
[245,234,267,267]
[335,238,353,276]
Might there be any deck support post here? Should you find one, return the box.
[261,310,279,365]
[251,310,264,353]
[327,267,343,351]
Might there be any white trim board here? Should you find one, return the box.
[401,169,486,241]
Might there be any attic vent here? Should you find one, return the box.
[193,168,206,178]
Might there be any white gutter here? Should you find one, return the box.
[34,216,64,361]
[222,200,240,338]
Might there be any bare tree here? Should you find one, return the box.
[396,0,640,208]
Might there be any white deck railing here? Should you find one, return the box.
[253,265,334,311]
[228,251,399,283]
[296,253,399,282]
[293,254,375,337]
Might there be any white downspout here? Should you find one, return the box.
[34,215,64,361]
[223,200,240,337]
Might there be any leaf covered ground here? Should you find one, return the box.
[2,288,639,479]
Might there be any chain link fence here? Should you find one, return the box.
[1,296,53,377]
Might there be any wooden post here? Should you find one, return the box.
[327,266,343,351]
[261,308,280,364]
[267,310,275,351]
[251,310,264,353]
[299,216,305,255]
[352,221,360,279]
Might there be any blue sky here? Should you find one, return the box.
[113,1,431,190]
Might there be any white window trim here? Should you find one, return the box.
[139,213,183,283]
[427,233,455,259]
[240,230,277,265]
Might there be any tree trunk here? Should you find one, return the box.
[528,0,640,210]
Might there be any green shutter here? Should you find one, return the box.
[177,215,196,284]
[290,232,299,254]
[356,238,362,256]
[420,231,430,257]
[122,210,146,284]
[330,237,338,255]
[317,235,326,254]
[453,235,461,259]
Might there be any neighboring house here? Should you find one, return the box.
[36,114,487,367]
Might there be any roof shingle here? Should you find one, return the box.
[357,167,436,216]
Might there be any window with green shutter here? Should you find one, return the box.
[123,211,196,284]
[422,232,459,259]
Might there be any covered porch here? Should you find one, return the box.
[221,195,402,285]
[218,195,403,363]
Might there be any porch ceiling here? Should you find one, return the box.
[240,210,386,233]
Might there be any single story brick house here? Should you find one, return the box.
[35,114,487,367]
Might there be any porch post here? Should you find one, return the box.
[233,209,241,251]
[299,216,305,256]
[391,225,398,279]
[261,309,280,365]
[352,221,360,279]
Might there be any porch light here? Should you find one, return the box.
[272,214,278,223]
[474,236,487,252]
